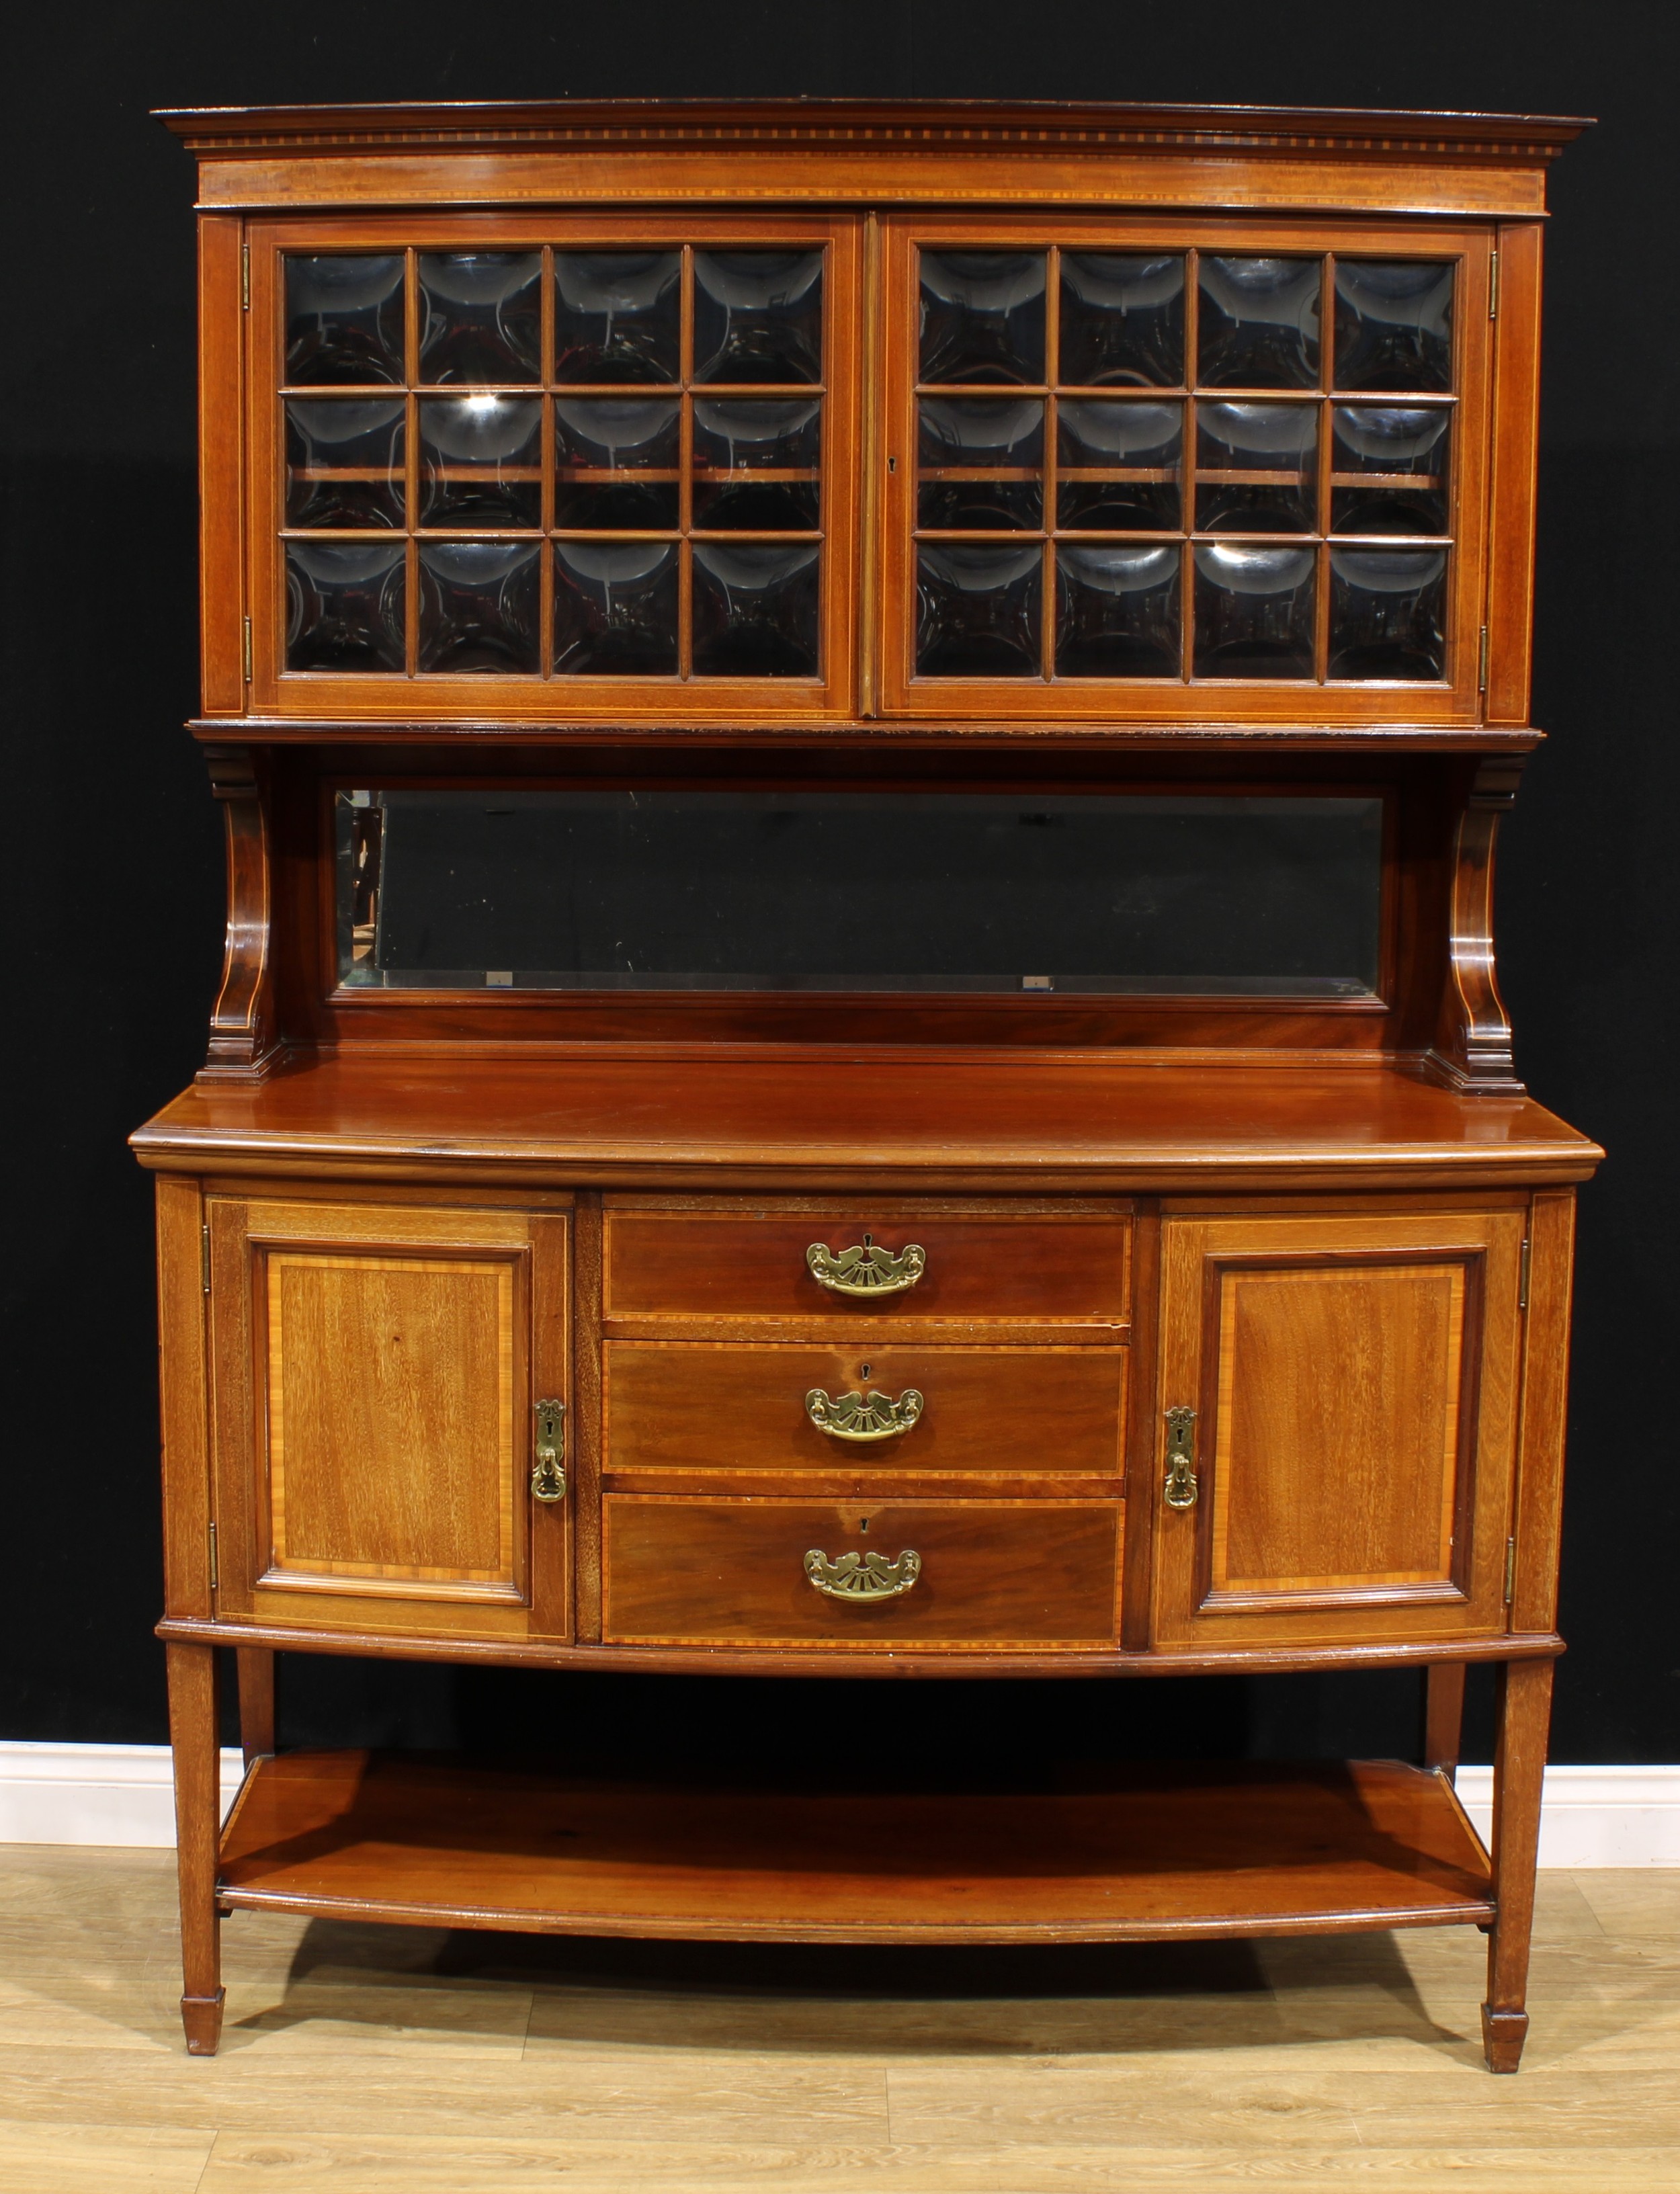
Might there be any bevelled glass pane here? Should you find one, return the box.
[285,398,405,528]
[1329,547,1447,679]
[285,255,405,386]
[1056,544,1180,677]
[343,788,1382,998]
[693,398,821,530]
[554,397,680,529]
[417,254,541,384]
[1198,257,1320,388]
[286,540,405,671]
[1056,400,1181,531]
[1058,255,1185,387]
[1335,261,1454,392]
[1331,405,1450,536]
[917,543,1043,675]
[917,397,1044,530]
[1193,542,1316,678]
[691,543,820,675]
[919,252,1046,385]
[554,253,681,384]
[554,541,679,673]
[417,541,540,673]
[418,397,541,528]
[694,251,823,384]
[1195,401,1318,534]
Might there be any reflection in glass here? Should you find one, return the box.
[1058,254,1185,387]
[285,256,405,386]
[1198,257,1320,388]
[417,542,540,673]
[918,397,1043,530]
[1057,400,1181,530]
[1329,548,1446,679]
[1331,406,1449,535]
[342,788,1383,999]
[693,398,821,530]
[554,541,678,673]
[694,252,823,384]
[418,397,541,528]
[554,397,680,528]
[919,252,1046,385]
[692,543,820,675]
[417,255,541,384]
[286,540,405,671]
[1195,400,1318,533]
[1193,542,1315,678]
[1056,544,1180,677]
[917,543,1043,675]
[554,253,681,384]
[285,399,405,528]
[1335,261,1454,392]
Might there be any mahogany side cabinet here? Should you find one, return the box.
[134,96,1601,2069]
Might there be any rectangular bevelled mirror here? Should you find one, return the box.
[257,220,859,716]
[335,788,1384,999]
[885,223,1488,722]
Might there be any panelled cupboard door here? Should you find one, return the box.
[245,214,863,723]
[876,216,1494,725]
[1151,1210,1523,1649]
[206,1196,570,1640]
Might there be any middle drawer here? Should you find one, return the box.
[603,1342,1128,1480]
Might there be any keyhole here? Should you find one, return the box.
[863,1232,873,1247]
[860,1517,870,1533]
[860,1362,872,1380]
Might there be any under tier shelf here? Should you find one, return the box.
[218,1752,1495,1945]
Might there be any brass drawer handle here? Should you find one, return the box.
[1163,1404,1198,1511]
[804,1548,922,1601]
[805,1386,925,1441]
[532,1398,566,1503]
[806,1237,926,1296]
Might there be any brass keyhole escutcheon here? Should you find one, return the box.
[1163,1405,1198,1511]
[532,1398,566,1503]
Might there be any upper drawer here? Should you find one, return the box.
[603,1207,1131,1331]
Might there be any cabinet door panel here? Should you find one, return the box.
[208,1197,570,1636]
[1153,1211,1522,1647]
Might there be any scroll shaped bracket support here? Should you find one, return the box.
[1422,755,1527,1097]
[804,1548,922,1602]
[196,745,284,1085]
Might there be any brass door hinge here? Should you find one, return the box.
[1519,1235,1531,1310]
[1478,624,1490,693]
[1488,249,1499,319]
[208,1521,218,1591]
[241,241,250,310]
[1505,1535,1517,1605]
[243,616,253,685]
[200,1222,212,1294]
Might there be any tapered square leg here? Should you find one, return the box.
[167,1641,224,2056]
[1423,1660,1468,1780]
[1481,1656,1554,2073]
[236,1646,276,1766]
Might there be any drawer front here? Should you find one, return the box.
[605,1342,1126,1480]
[603,1497,1119,1644]
[604,1209,1130,1327]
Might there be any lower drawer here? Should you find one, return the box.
[601,1496,1120,1645]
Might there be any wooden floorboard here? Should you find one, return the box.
[0,1849,1678,2191]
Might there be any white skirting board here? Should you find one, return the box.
[0,1745,1678,1863]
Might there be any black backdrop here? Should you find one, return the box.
[3,1,1674,1775]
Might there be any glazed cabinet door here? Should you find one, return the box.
[1151,1209,1523,1648]
[206,1194,571,1640]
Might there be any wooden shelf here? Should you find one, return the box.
[218,1753,1494,1945]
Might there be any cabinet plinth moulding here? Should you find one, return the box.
[137,95,1598,2072]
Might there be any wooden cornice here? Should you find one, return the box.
[155,97,1593,167]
